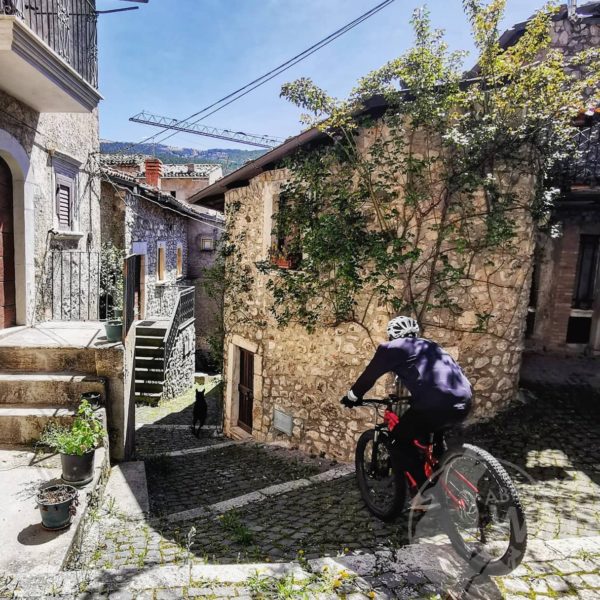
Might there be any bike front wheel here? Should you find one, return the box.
[438,443,527,576]
[355,429,407,521]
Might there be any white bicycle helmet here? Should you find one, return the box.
[387,315,420,340]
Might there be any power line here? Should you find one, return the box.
[116,0,396,154]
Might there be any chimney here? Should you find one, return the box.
[187,163,196,175]
[568,0,577,20]
[145,158,163,189]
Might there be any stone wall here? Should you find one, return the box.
[0,89,100,325]
[122,189,189,318]
[220,125,536,462]
[187,216,224,358]
[163,321,196,399]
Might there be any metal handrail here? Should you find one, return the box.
[163,286,195,373]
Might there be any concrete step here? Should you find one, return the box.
[135,346,164,358]
[0,406,76,445]
[0,347,97,373]
[136,326,167,337]
[135,381,164,393]
[135,336,164,348]
[134,369,164,382]
[0,373,105,405]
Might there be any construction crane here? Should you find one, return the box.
[129,111,283,149]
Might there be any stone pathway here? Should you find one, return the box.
[10,373,597,598]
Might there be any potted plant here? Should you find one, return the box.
[40,400,106,486]
[269,242,293,269]
[36,484,79,531]
[100,241,125,341]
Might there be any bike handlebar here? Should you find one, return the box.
[356,395,411,406]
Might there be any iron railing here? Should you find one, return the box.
[47,249,101,320]
[2,0,98,88]
[163,286,194,372]
[123,254,139,339]
[554,122,600,190]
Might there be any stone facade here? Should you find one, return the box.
[163,321,195,399]
[221,135,536,461]
[0,89,100,326]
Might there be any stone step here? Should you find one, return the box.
[134,355,164,368]
[135,336,164,348]
[135,380,164,393]
[0,373,105,405]
[134,391,163,404]
[134,368,165,382]
[0,406,76,445]
[135,346,164,358]
[0,347,97,373]
[136,326,167,337]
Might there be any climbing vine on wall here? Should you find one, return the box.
[258,1,599,338]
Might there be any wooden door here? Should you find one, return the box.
[134,254,142,319]
[237,348,254,433]
[0,157,15,329]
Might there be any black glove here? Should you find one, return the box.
[341,395,360,408]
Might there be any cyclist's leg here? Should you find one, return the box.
[389,409,430,489]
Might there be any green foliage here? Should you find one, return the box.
[260,2,600,336]
[100,241,125,315]
[40,400,105,456]
[218,510,254,546]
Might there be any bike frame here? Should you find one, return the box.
[362,396,478,511]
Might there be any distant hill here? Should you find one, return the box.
[100,141,267,174]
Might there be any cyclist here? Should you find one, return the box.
[341,316,472,509]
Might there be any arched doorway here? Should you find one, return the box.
[0,156,16,328]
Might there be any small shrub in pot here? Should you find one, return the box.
[40,400,106,486]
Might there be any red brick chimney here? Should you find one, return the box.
[145,158,163,189]
[187,163,195,174]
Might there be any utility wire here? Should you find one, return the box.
[113,0,396,154]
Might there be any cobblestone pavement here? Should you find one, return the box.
[62,378,600,598]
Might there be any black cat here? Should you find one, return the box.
[191,388,208,437]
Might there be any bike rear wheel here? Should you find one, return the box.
[355,429,406,521]
[439,443,527,576]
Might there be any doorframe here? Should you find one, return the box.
[0,129,34,326]
[225,335,262,438]
[131,241,147,320]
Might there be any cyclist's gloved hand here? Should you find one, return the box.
[340,389,361,408]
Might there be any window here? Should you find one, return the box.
[176,245,183,277]
[200,238,215,251]
[270,193,301,269]
[572,235,599,310]
[53,155,80,231]
[157,242,166,282]
[56,177,72,230]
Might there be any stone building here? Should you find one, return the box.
[100,154,222,202]
[503,2,600,354]
[0,1,136,461]
[190,119,536,461]
[100,167,217,401]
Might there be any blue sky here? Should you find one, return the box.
[97,0,546,150]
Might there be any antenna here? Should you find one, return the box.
[129,111,283,149]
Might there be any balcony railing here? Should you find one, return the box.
[2,0,98,88]
[554,122,600,191]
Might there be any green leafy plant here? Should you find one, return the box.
[40,400,105,456]
[100,241,125,317]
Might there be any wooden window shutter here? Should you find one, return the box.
[56,182,71,230]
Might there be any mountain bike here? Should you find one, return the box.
[351,395,527,576]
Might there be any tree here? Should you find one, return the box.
[256,1,599,341]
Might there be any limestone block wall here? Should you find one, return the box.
[123,191,189,318]
[221,131,536,461]
[0,90,100,325]
[163,322,196,399]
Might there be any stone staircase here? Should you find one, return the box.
[0,347,106,446]
[134,320,168,404]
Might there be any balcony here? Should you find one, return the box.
[554,120,600,193]
[0,0,101,113]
